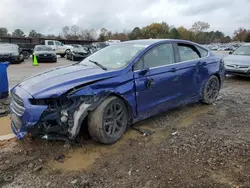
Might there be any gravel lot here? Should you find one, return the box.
[2,51,250,187]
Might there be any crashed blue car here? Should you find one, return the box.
[10,39,225,144]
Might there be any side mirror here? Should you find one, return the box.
[229,51,233,54]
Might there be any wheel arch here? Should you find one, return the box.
[75,92,133,139]
[213,73,222,88]
[107,93,133,123]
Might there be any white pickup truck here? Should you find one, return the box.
[40,40,73,57]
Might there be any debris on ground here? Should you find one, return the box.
[54,154,65,163]
[32,165,43,173]
[131,126,155,136]
[171,131,178,136]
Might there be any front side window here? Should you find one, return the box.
[55,41,62,46]
[232,45,250,56]
[80,43,147,69]
[143,43,175,69]
[178,44,200,61]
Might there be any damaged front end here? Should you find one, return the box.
[10,85,106,141]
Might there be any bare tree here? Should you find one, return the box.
[191,21,210,34]
[71,25,80,39]
[62,26,70,38]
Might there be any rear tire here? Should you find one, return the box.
[88,96,128,144]
[201,75,220,104]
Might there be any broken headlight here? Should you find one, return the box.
[29,97,72,109]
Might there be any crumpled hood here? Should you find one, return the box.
[17,65,119,99]
[224,55,250,66]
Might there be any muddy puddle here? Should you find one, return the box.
[0,116,12,136]
[48,104,211,172]
[178,105,211,128]
[49,129,140,172]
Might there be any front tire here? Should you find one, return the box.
[88,96,128,144]
[202,75,220,104]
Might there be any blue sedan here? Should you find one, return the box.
[10,39,225,144]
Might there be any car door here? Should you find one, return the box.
[47,41,57,52]
[174,42,202,100]
[134,43,182,119]
[55,41,63,54]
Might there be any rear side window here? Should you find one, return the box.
[178,44,200,62]
[196,46,208,57]
[47,41,54,45]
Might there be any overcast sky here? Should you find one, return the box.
[0,0,249,36]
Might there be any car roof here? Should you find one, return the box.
[120,39,197,46]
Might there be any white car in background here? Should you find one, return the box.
[40,40,73,58]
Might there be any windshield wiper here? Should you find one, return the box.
[89,59,107,71]
[72,61,87,66]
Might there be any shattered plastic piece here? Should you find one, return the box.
[131,126,154,136]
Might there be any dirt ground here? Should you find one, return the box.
[0,76,250,188]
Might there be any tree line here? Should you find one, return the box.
[0,21,250,43]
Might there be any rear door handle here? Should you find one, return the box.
[169,68,177,72]
[201,62,207,66]
[197,62,207,66]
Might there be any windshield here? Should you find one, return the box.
[35,46,53,51]
[232,46,250,56]
[79,43,147,69]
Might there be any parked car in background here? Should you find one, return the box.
[66,46,90,61]
[0,44,24,64]
[68,44,83,48]
[93,42,109,51]
[40,40,73,57]
[10,39,224,144]
[224,43,250,77]
[33,45,57,63]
